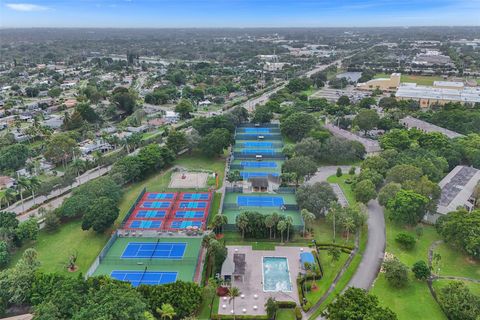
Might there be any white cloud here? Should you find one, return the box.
[5,3,48,11]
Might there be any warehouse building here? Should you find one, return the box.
[396,83,480,108]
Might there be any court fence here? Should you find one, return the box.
[273,187,297,194]
[232,152,286,159]
[85,230,119,278]
[225,187,243,193]
[120,187,147,228]
[99,256,198,267]
[234,134,283,141]
[237,123,280,128]
[234,142,284,148]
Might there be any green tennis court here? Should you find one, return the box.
[222,208,303,227]
[224,192,297,205]
[93,237,202,282]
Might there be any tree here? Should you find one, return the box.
[356,168,383,188]
[81,197,119,233]
[44,210,60,232]
[228,287,241,319]
[378,96,399,109]
[75,102,99,123]
[282,156,317,186]
[301,209,315,237]
[281,112,318,142]
[411,260,430,280]
[17,176,30,212]
[378,182,402,207]
[44,133,78,166]
[0,240,9,267]
[383,259,409,288]
[157,303,176,320]
[324,287,397,320]
[361,156,389,176]
[166,130,187,154]
[357,97,377,109]
[111,87,136,115]
[386,190,429,225]
[211,214,228,234]
[3,188,17,207]
[438,281,480,320]
[226,170,241,187]
[354,109,380,134]
[395,232,416,250]
[28,176,41,205]
[265,297,278,320]
[175,99,194,120]
[277,220,287,243]
[436,209,480,258]
[354,179,376,204]
[386,164,423,184]
[235,212,249,239]
[199,128,231,157]
[252,105,273,123]
[296,182,337,217]
[336,167,342,177]
[285,216,294,242]
[138,143,164,172]
[16,218,39,243]
[380,129,412,150]
[0,144,29,173]
[328,247,341,263]
[265,215,275,239]
[337,95,351,106]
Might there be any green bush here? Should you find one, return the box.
[276,301,297,309]
[295,306,302,320]
[395,232,416,250]
[302,301,312,312]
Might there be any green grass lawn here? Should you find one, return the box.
[433,279,480,297]
[276,309,296,320]
[432,243,480,280]
[10,220,109,274]
[372,274,446,320]
[326,174,356,206]
[374,73,443,86]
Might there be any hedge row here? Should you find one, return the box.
[316,243,354,250]
[276,301,297,309]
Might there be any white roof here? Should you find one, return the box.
[396,85,480,104]
[437,166,480,215]
[433,81,464,88]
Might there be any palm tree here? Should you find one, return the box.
[271,212,279,239]
[28,176,41,205]
[156,303,176,320]
[235,212,249,239]
[228,287,241,320]
[71,159,86,178]
[4,188,17,207]
[277,220,287,243]
[301,209,316,237]
[264,214,275,239]
[285,216,294,242]
[92,150,103,166]
[17,176,30,212]
[342,216,355,241]
[211,214,228,234]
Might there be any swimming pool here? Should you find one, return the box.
[262,257,292,292]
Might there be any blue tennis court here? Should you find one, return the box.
[129,220,162,229]
[178,201,207,209]
[174,210,205,219]
[135,210,166,218]
[243,128,270,133]
[122,242,186,259]
[240,172,279,179]
[242,149,275,155]
[170,221,203,229]
[243,141,273,147]
[140,201,171,209]
[111,271,177,287]
[237,195,284,207]
[241,161,277,168]
[181,193,209,200]
[146,193,175,200]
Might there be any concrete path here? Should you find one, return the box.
[346,199,386,290]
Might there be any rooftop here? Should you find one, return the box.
[400,116,464,139]
[396,84,480,104]
[437,165,480,215]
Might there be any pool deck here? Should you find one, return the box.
[218,245,305,316]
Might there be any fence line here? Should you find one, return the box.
[120,187,147,227]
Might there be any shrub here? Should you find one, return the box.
[302,301,312,312]
[383,259,409,288]
[44,210,60,232]
[294,306,302,320]
[412,260,431,280]
[336,167,342,177]
[349,167,356,175]
[276,301,297,308]
[395,232,416,250]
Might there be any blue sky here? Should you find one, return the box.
[1,0,480,28]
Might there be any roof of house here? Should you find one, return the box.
[324,123,381,154]
[437,165,480,215]
[400,116,464,139]
[249,177,269,188]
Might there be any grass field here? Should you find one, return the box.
[374,73,444,86]
[92,237,201,282]
[372,274,446,320]
[432,243,480,279]
[433,279,480,297]
[276,309,296,320]
[326,173,356,206]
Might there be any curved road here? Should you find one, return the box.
[304,166,386,319]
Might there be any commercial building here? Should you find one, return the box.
[400,116,464,139]
[356,73,401,92]
[425,166,480,223]
[395,83,480,108]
